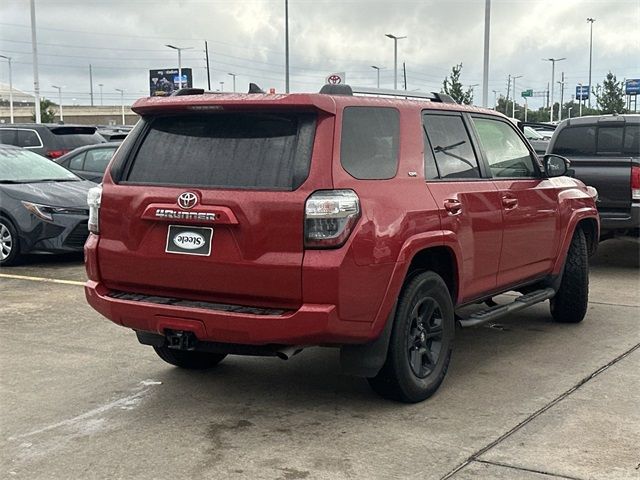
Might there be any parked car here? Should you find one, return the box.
[0,124,106,159]
[55,142,120,182]
[547,114,639,240]
[523,121,557,140]
[0,145,94,266]
[97,126,132,142]
[84,85,599,403]
[523,126,550,155]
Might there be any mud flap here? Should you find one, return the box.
[339,303,396,378]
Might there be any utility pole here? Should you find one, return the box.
[492,89,498,110]
[0,55,13,123]
[512,75,522,118]
[403,62,407,91]
[587,18,595,108]
[557,72,565,120]
[385,33,406,90]
[89,64,94,106]
[482,0,491,107]
[543,57,566,122]
[30,0,41,123]
[284,0,290,93]
[204,40,211,90]
[98,83,104,106]
[578,82,583,117]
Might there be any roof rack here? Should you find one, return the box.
[319,84,457,104]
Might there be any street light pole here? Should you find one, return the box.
[284,0,290,93]
[219,81,224,92]
[512,75,522,118]
[492,90,498,110]
[165,44,193,90]
[482,0,491,107]
[587,18,595,108]
[115,88,125,125]
[228,73,237,93]
[543,57,565,122]
[51,85,63,122]
[557,72,565,121]
[98,83,104,106]
[578,82,583,117]
[29,0,41,123]
[371,66,382,88]
[385,34,406,90]
[0,55,13,123]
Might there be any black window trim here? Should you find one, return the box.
[467,112,543,180]
[421,109,490,182]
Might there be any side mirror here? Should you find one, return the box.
[543,154,569,177]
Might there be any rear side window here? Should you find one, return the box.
[69,152,86,170]
[17,130,42,148]
[623,125,640,155]
[0,129,18,146]
[126,113,316,190]
[84,148,116,172]
[597,126,623,153]
[552,126,596,155]
[423,114,480,179]
[340,107,399,180]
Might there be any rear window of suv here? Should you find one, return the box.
[49,126,106,150]
[125,113,316,190]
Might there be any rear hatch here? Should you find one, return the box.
[47,126,106,158]
[551,119,639,216]
[97,97,334,310]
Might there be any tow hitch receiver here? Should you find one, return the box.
[166,330,197,351]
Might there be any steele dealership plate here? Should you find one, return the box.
[165,225,213,256]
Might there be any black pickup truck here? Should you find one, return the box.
[547,114,639,239]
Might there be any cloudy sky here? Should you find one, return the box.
[0,0,638,110]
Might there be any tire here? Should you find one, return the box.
[550,228,589,323]
[0,218,20,266]
[368,271,455,403]
[153,346,226,370]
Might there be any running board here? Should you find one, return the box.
[458,288,556,328]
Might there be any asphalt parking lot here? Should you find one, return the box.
[1,239,638,480]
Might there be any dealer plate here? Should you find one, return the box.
[165,225,213,256]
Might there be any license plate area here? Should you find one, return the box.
[165,225,213,256]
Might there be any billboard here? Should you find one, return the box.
[149,68,193,96]
[625,79,640,95]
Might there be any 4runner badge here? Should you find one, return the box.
[177,192,198,209]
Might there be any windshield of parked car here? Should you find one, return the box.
[0,148,80,183]
[524,126,545,140]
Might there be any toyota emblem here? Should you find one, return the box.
[177,192,198,209]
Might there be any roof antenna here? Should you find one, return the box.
[248,83,265,94]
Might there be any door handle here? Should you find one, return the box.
[502,196,518,210]
[444,199,462,215]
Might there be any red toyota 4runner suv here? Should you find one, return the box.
[85,85,599,402]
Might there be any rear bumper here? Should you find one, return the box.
[85,280,376,346]
[599,204,640,234]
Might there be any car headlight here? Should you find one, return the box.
[21,201,88,222]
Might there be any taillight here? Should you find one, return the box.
[46,149,68,159]
[632,166,640,201]
[304,190,360,249]
[87,185,102,234]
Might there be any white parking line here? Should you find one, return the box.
[0,273,85,287]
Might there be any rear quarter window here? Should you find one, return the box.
[623,125,640,155]
[340,107,399,180]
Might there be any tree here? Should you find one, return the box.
[594,72,626,114]
[31,98,57,123]
[442,63,473,105]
